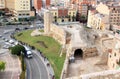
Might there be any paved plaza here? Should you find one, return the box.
[67,56,108,77]
[0,49,21,79]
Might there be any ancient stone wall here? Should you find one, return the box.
[49,23,66,45]
[83,47,98,58]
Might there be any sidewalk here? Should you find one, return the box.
[0,49,21,79]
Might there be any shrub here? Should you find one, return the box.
[10,45,26,56]
[0,61,5,71]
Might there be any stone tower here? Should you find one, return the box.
[44,11,52,35]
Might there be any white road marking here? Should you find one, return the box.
[34,51,50,79]
[33,56,41,79]
[26,59,32,79]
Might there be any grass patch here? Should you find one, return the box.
[39,29,44,32]
[14,30,66,79]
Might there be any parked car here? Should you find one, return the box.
[15,28,20,31]
[4,38,9,42]
[23,27,29,30]
[9,39,14,44]
[2,44,10,49]
[2,37,5,40]
[3,30,9,34]
[0,35,2,38]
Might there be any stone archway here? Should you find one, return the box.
[74,49,83,59]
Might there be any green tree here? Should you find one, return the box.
[79,15,87,23]
[0,61,5,71]
[72,15,76,22]
[68,15,71,22]
[54,16,57,22]
[10,45,26,56]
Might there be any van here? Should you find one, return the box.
[25,50,33,58]
[23,45,33,58]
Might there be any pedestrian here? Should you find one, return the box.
[47,62,50,67]
[44,56,46,61]
[52,75,55,79]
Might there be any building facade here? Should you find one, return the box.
[87,10,102,30]
[71,0,96,16]
[0,0,5,10]
[6,0,32,20]
[49,7,77,23]
[109,6,120,26]
[34,0,42,11]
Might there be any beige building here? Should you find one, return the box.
[96,2,120,26]
[0,0,5,10]
[109,5,120,26]
[87,10,109,30]
[107,38,120,70]
[49,7,77,23]
[6,0,31,20]
[96,2,110,15]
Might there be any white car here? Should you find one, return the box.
[9,39,14,44]
[3,31,9,34]
[0,35,2,38]
[4,38,9,42]
[2,45,10,49]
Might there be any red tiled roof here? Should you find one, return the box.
[58,9,68,17]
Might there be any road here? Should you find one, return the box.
[25,52,49,79]
[0,24,49,79]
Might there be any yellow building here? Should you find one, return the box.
[96,2,110,15]
[6,0,31,20]
[49,7,77,23]
[87,10,109,30]
[107,37,120,70]
[0,0,5,10]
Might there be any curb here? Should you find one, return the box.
[34,50,55,79]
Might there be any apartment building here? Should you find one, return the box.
[87,10,109,30]
[49,7,77,23]
[0,0,5,10]
[6,0,32,20]
[34,0,42,11]
[109,5,120,26]
[96,2,110,15]
[71,0,96,16]
[107,37,120,70]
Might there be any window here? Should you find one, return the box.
[55,12,56,15]
[113,63,115,68]
[26,14,29,15]
[69,12,71,15]
[73,12,75,14]
[114,53,116,56]
[110,55,111,58]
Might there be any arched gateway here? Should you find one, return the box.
[74,49,83,59]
